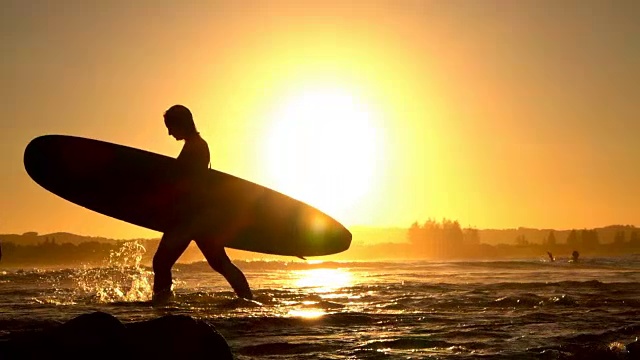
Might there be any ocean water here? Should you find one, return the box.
[1,244,639,359]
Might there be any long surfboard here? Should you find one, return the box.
[23,135,351,257]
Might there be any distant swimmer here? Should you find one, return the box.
[152,105,253,304]
[570,250,580,262]
[547,251,555,262]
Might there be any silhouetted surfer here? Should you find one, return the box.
[152,105,253,303]
[547,251,555,262]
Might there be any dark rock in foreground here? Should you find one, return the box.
[0,312,233,359]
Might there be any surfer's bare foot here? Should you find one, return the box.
[238,291,253,301]
[152,290,174,306]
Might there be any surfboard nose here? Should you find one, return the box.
[24,135,52,186]
[335,223,352,252]
[24,135,80,186]
[310,217,352,255]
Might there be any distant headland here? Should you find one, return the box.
[1,221,638,266]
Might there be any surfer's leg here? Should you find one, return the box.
[152,229,192,300]
[195,239,253,300]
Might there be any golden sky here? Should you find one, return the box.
[2,0,639,239]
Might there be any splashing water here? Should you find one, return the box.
[40,241,154,304]
[83,240,153,302]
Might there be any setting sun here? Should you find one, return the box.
[264,87,381,218]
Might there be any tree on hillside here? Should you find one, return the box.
[613,231,626,245]
[423,219,443,244]
[408,222,421,243]
[405,218,466,254]
[464,228,480,245]
[443,219,463,245]
[566,230,579,247]
[515,234,528,246]
[545,230,557,246]
[581,229,599,250]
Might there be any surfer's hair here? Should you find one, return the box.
[164,105,197,135]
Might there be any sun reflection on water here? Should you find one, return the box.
[287,309,326,319]
[294,268,353,293]
[284,268,355,319]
